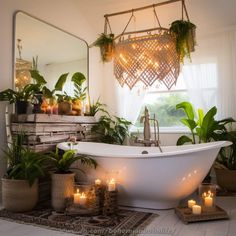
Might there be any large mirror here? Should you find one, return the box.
[13,11,89,95]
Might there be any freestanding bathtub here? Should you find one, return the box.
[57,141,231,209]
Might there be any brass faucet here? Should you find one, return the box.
[136,106,163,152]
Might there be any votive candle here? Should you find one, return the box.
[188,199,196,209]
[95,179,102,186]
[73,189,81,204]
[79,192,87,205]
[192,205,202,215]
[108,178,116,191]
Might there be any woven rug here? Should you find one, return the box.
[0,208,158,236]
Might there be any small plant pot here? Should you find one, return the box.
[2,178,38,212]
[58,101,72,115]
[100,43,114,62]
[51,173,75,211]
[15,100,29,114]
[215,168,236,191]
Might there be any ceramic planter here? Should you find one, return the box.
[100,43,114,62]
[2,178,38,212]
[51,172,75,211]
[215,168,236,191]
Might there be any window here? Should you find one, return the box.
[135,63,218,131]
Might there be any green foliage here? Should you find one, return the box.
[3,133,46,186]
[92,33,115,47]
[92,115,132,144]
[30,70,69,98]
[216,131,236,170]
[88,97,108,116]
[176,101,235,145]
[71,72,87,100]
[48,148,97,174]
[136,93,186,128]
[0,83,39,103]
[170,20,196,62]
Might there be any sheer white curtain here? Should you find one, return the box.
[182,28,236,119]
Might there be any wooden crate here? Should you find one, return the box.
[11,114,98,153]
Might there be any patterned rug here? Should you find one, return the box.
[0,208,158,236]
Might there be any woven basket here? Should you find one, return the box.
[2,178,38,212]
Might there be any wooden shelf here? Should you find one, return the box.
[12,114,96,124]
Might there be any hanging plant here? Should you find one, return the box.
[169,20,196,63]
[91,33,115,63]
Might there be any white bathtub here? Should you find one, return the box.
[57,141,231,209]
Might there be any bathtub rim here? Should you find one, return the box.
[57,141,232,159]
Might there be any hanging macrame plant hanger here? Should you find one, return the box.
[103,0,195,90]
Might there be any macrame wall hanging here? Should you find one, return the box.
[92,0,196,90]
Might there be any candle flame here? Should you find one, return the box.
[76,189,80,194]
[202,191,214,198]
[110,178,115,184]
[81,192,86,198]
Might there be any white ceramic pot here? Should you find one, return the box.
[51,172,75,211]
[2,178,38,212]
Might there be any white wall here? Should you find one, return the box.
[0,0,104,194]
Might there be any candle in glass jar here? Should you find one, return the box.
[204,196,213,207]
[188,199,196,209]
[108,178,116,191]
[73,189,81,204]
[79,192,87,205]
[95,179,102,186]
[192,205,201,215]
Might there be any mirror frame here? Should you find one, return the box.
[12,10,90,93]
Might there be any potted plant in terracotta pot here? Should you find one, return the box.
[2,134,46,212]
[169,20,196,63]
[214,131,236,191]
[91,33,115,62]
[48,147,97,212]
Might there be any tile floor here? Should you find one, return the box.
[0,197,235,236]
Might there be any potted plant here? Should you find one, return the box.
[176,101,235,182]
[71,72,87,115]
[86,97,108,116]
[0,84,37,114]
[2,134,46,212]
[91,114,132,144]
[48,148,97,211]
[91,33,115,62]
[214,131,236,191]
[169,20,196,63]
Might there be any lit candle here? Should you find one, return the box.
[79,192,87,205]
[46,105,52,114]
[204,196,213,207]
[52,105,58,114]
[73,189,81,204]
[203,191,213,207]
[108,178,116,191]
[192,205,201,215]
[188,199,196,209]
[95,179,102,186]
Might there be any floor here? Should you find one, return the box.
[0,197,235,236]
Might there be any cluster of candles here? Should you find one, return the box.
[188,190,214,215]
[73,178,117,206]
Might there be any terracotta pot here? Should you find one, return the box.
[2,178,38,212]
[51,173,75,211]
[215,168,236,191]
[58,101,72,115]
